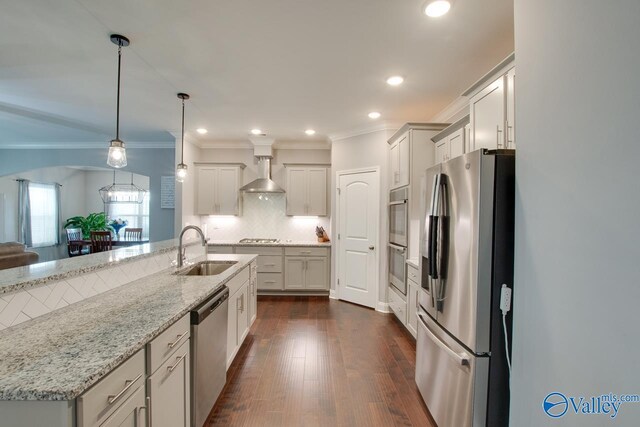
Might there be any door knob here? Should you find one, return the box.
[369,246,375,250]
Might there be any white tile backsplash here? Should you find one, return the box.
[0,250,179,331]
[202,193,330,242]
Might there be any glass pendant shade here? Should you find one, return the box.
[176,163,188,182]
[99,172,146,204]
[107,139,127,168]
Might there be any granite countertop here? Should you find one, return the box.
[0,238,201,295]
[0,253,256,401]
[208,240,332,247]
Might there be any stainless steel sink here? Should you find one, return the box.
[178,261,237,276]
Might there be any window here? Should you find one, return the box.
[106,195,150,239]
[29,182,59,248]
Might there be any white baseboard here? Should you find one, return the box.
[329,289,338,300]
[376,301,391,313]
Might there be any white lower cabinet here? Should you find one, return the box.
[407,280,419,339]
[100,386,146,427]
[283,247,330,291]
[388,286,407,325]
[284,256,328,290]
[226,265,256,369]
[147,340,190,427]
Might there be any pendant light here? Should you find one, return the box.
[99,171,147,204]
[176,93,190,182]
[107,34,130,168]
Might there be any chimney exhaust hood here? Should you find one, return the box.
[239,137,285,193]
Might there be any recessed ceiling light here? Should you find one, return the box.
[250,129,263,135]
[305,129,316,136]
[368,112,381,119]
[424,0,451,17]
[196,128,208,134]
[386,76,404,86]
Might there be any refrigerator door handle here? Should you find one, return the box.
[418,313,469,366]
[437,175,450,285]
[428,174,441,280]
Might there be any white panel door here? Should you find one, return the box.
[216,167,239,215]
[286,167,308,215]
[470,76,506,151]
[306,168,327,216]
[196,167,217,215]
[338,170,379,308]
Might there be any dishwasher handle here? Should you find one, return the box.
[191,287,229,325]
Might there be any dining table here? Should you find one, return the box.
[79,238,150,248]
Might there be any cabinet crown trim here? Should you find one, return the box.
[461,53,515,97]
[194,162,246,169]
[431,115,470,143]
[388,123,449,145]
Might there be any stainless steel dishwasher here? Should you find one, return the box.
[191,286,229,427]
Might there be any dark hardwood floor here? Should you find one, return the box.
[207,296,436,427]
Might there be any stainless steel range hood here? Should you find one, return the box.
[239,156,284,193]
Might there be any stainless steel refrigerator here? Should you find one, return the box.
[416,149,515,427]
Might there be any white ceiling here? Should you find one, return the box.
[0,0,513,147]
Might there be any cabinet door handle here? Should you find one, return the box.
[146,396,151,427]
[138,397,150,427]
[107,373,142,405]
[167,352,188,372]
[497,125,503,148]
[167,331,188,349]
[506,120,514,147]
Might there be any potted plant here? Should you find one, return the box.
[64,212,114,240]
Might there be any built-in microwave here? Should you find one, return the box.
[389,187,408,247]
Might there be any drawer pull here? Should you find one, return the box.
[264,263,277,267]
[167,352,188,372]
[107,373,142,405]
[167,331,189,349]
[300,251,311,254]
[264,280,276,284]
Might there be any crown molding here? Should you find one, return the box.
[194,139,331,150]
[0,141,175,149]
[328,122,402,142]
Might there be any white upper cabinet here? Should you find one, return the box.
[285,165,328,216]
[389,132,410,189]
[195,164,243,215]
[469,66,516,151]
[432,118,468,164]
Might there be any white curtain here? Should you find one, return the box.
[25,182,60,248]
[17,179,32,247]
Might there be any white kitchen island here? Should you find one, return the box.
[0,240,257,427]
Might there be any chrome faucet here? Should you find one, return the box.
[177,225,208,268]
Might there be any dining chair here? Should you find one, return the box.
[123,228,143,241]
[90,231,113,253]
[66,228,89,257]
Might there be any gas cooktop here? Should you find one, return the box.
[238,238,280,244]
